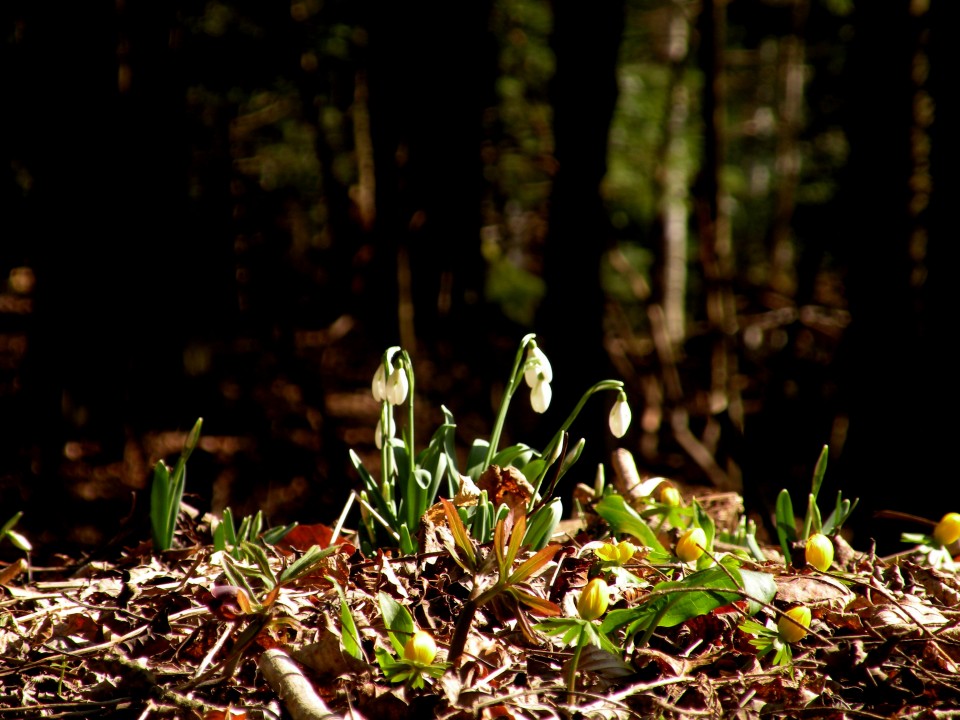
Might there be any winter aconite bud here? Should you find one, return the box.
[777,605,811,644]
[596,540,637,565]
[676,527,707,564]
[577,578,610,621]
[659,485,681,507]
[608,392,631,439]
[805,533,834,572]
[933,513,960,546]
[403,630,437,665]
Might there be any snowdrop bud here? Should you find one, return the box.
[530,377,552,413]
[804,533,834,572]
[375,412,395,450]
[371,363,388,402]
[608,392,631,438]
[386,366,409,406]
[403,630,437,665]
[523,343,553,388]
[577,578,610,621]
[777,605,811,644]
[933,512,960,546]
[676,527,706,563]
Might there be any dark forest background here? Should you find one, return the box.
[2,0,956,559]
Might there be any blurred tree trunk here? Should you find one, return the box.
[833,1,938,553]
[537,0,624,492]
[690,0,742,491]
[362,2,496,360]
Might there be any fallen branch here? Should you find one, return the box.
[259,648,366,720]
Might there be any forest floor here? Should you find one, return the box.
[3,470,960,720]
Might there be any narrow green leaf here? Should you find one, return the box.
[594,494,666,553]
[335,583,364,662]
[278,544,336,585]
[810,444,829,500]
[0,511,24,538]
[775,488,796,564]
[150,460,172,550]
[523,498,561,550]
[378,591,416,655]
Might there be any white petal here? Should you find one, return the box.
[387,367,409,405]
[530,378,552,413]
[375,413,395,449]
[608,398,632,438]
[524,345,553,388]
[371,363,388,402]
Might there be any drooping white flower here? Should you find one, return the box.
[386,366,409,406]
[608,392,632,438]
[375,412,395,449]
[523,343,553,388]
[530,377,552,413]
[371,362,389,402]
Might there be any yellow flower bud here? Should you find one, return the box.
[676,527,706,564]
[596,540,637,565]
[659,485,681,507]
[805,533,834,572]
[577,578,610,621]
[777,605,811,644]
[403,630,437,665]
[933,512,960,546]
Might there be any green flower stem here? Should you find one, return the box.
[401,350,419,532]
[402,350,415,465]
[530,379,624,501]
[635,594,679,648]
[566,626,588,698]
[483,333,536,471]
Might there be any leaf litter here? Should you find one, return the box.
[5,492,960,720]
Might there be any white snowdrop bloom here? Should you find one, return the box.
[608,393,632,438]
[386,366,409,406]
[371,363,388,402]
[523,344,553,388]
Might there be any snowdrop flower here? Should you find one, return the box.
[371,362,389,402]
[530,376,552,413]
[608,391,631,438]
[387,366,409,406]
[523,342,553,388]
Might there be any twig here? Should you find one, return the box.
[259,648,366,720]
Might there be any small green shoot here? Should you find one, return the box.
[150,417,203,552]
[774,445,858,567]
